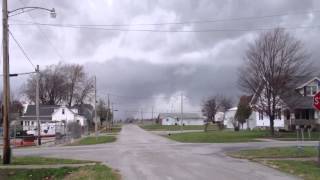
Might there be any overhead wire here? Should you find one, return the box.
[10,9,320,27]
[9,30,36,69]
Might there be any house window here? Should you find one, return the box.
[275,109,281,120]
[305,86,318,96]
[62,109,65,115]
[166,118,169,122]
[258,111,263,120]
[295,109,315,120]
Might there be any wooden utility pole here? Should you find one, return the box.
[180,93,183,131]
[2,0,11,164]
[36,65,41,145]
[140,109,143,124]
[106,94,110,131]
[151,106,154,124]
[94,76,98,137]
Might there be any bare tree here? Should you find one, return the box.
[202,96,219,132]
[24,63,94,106]
[74,77,95,105]
[239,28,313,136]
[25,64,68,105]
[64,64,85,107]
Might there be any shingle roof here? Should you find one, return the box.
[158,113,204,120]
[23,105,59,117]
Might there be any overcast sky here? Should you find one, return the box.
[2,0,320,119]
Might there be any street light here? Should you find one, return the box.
[2,0,56,164]
[8,7,56,18]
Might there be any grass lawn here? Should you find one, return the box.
[100,126,122,134]
[140,124,206,131]
[11,156,93,165]
[228,146,320,180]
[0,164,120,180]
[228,146,318,159]
[69,136,116,146]
[265,160,320,180]
[271,131,320,141]
[167,130,270,143]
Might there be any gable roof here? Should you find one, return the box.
[158,113,204,120]
[295,77,320,89]
[23,105,59,117]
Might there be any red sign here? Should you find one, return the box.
[314,92,320,110]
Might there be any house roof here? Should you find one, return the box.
[295,77,320,89]
[158,113,204,120]
[23,105,59,117]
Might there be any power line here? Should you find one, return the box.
[10,9,320,27]
[9,22,320,33]
[8,30,35,69]
[17,0,66,62]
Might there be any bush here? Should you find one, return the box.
[67,122,82,139]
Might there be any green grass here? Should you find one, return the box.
[269,131,320,139]
[228,146,318,159]
[69,136,116,146]
[167,130,270,143]
[0,164,120,180]
[0,167,76,180]
[66,164,120,180]
[9,156,92,165]
[140,124,206,131]
[266,160,320,180]
[100,126,122,134]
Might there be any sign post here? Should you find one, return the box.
[313,91,320,166]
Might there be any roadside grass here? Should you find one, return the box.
[0,167,76,180]
[167,130,270,143]
[228,146,318,159]
[100,125,122,134]
[228,146,320,180]
[68,136,116,146]
[65,164,120,180]
[11,156,93,165]
[265,160,320,180]
[140,124,206,131]
[0,164,120,180]
[166,129,320,143]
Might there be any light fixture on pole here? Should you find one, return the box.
[2,1,56,164]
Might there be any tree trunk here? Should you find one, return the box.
[270,115,275,136]
[204,122,209,132]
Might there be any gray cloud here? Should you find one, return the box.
[1,0,320,118]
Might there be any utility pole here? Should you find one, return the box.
[111,103,114,125]
[140,109,143,124]
[151,106,154,124]
[106,94,110,131]
[94,76,98,137]
[180,92,183,131]
[2,0,11,164]
[36,65,41,145]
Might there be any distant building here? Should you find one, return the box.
[158,113,205,125]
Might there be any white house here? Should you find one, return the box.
[52,106,86,126]
[21,105,87,136]
[224,106,284,130]
[158,113,205,125]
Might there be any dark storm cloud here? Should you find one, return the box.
[2,0,320,118]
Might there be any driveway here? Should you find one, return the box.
[13,124,317,180]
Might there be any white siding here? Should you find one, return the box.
[161,117,204,125]
[254,111,285,128]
